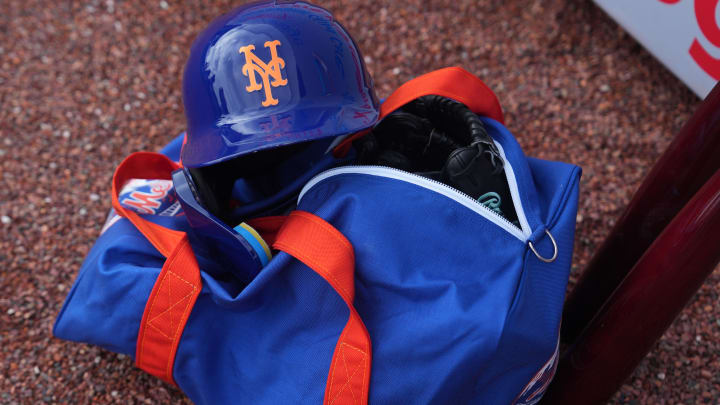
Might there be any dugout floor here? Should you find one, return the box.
[0,1,711,403]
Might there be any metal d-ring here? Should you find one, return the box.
[528,229,558,263]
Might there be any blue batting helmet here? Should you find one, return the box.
[180,0,379,168]
[173,1,379,283]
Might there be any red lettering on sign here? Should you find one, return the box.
[658,0,720,80]
[692,0,720,79]
[696,0,720,46]
[690,38,720,79]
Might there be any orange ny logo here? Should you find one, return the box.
[238,40,288,107]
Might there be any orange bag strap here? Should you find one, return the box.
[334,66,505,157]
[113,154,370,402]
[112,152,202,385]
[274,211,372,405]
[111,152,185,257]
[246,215,287,246]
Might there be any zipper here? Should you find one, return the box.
[298,141,533,242]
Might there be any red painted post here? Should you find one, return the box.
[561,81,720,344]
[540,169,720,405]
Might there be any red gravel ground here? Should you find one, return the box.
[0,0,715,403]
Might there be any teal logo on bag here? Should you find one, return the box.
[478,192,503,215]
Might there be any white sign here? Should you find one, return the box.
[594,0,720,98]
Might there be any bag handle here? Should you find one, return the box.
[274,211,372,405]
[112,152,202,385]
[334,66,505,157]
[113,153,371,404]
[112,152,185,257]
[380,66,504,121]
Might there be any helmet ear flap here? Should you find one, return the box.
[185,141,315,226]
[187,165,235,225]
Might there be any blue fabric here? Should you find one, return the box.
[54,120,581,404]
[159,132,184,160]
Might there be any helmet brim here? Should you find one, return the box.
[181,102,378,168]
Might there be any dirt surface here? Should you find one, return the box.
[0,0,715,403]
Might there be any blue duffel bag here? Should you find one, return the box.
[54,67,581,404]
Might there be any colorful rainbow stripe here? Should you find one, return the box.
[234,222,273,266]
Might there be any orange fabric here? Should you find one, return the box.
[380,66,504,122]
[112,152,185,257]
[134,235,201,385]
[274,211,372,405]
[113,153,372,400]
[334,66,505,157]
[111,152,202,385]
[246,215,288,246]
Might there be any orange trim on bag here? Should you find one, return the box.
[274,211,372,405]
[134,235,201,385]
[333,66,505,157]
[380,66,504,122]
[113,153,372,399]
[112,152,202,386]
[247,215,288,246]
[112,152,185,257]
